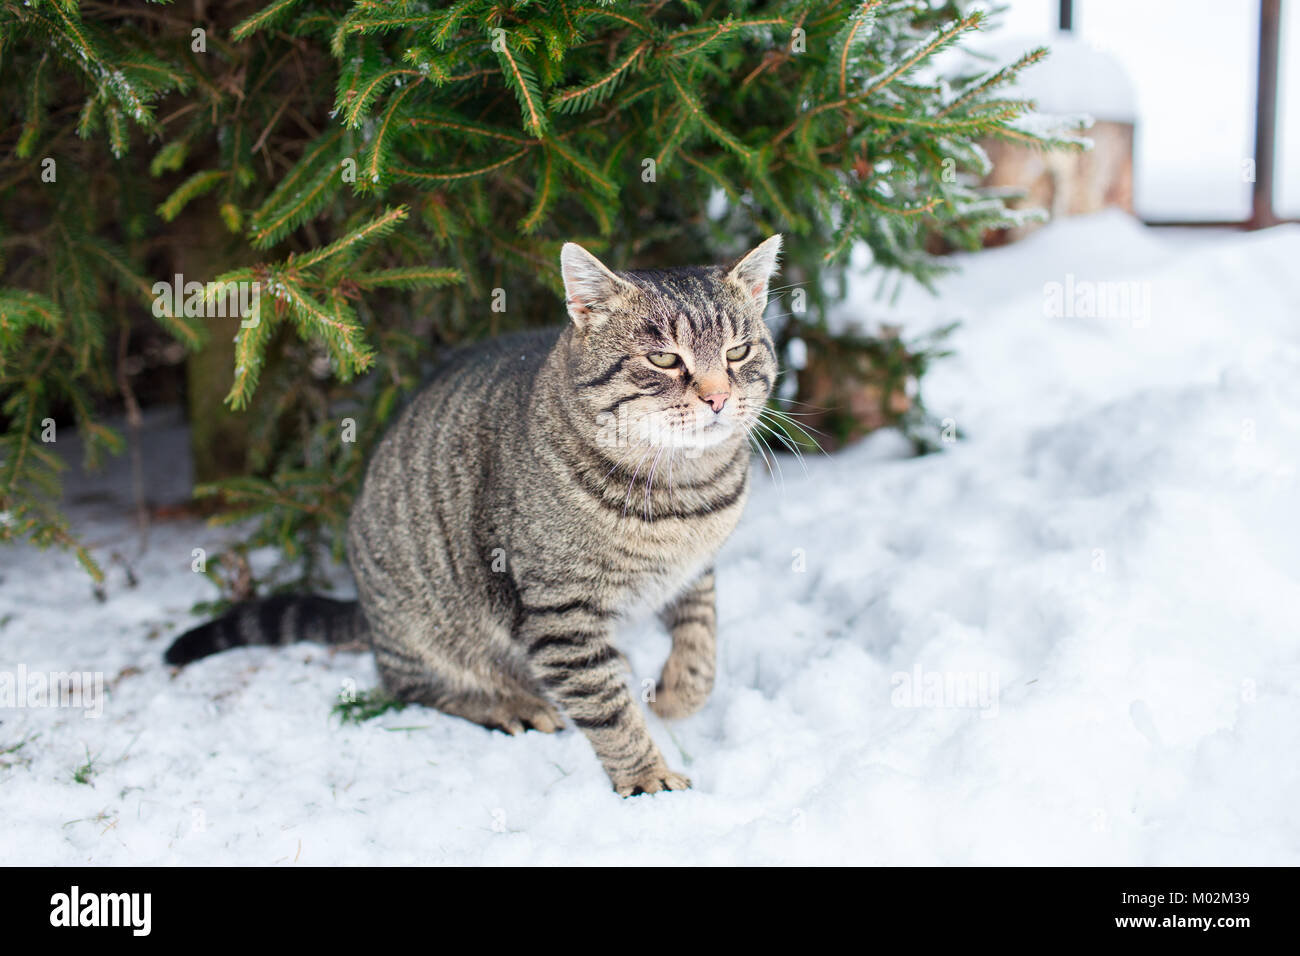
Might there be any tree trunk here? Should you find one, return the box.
[176,219,252,483]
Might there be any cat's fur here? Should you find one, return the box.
[166,236,782,795]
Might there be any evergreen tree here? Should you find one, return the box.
[0,0,1084,586]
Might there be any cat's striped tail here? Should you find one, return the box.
[164,595,369,666]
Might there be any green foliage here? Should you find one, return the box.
[332,688,409,725]
[0,0,1084,582]
[0,732,39,770]
[72,745,98,786]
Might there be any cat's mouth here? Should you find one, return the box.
[624,417,734,450]
[607,397,759,453]
[663,415,739,449]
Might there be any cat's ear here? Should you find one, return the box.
[560,243,626,329]
[726,234,783,308]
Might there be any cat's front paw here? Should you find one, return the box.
[648,683,704,720]
[649,654,712,719]
[614,766,691,798]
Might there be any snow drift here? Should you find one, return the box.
[2,212,1297,864]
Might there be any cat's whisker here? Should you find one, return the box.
[759,406,831,453]
[622,446,655,518]
[602,440,645,484]
[741,405,784,487]
[601,419,656,483]
[751,415,811,478]
[746,429,772,475]
[769,395,832,415]
[765,282,805,295]
[747,426,785,494]
[644,445,667,520]
[763,402,827,424]
[756,407,821,454]
[665,443,678,506]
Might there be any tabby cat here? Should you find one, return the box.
[166,235,783,796]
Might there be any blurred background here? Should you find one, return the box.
[974,0,1297,227]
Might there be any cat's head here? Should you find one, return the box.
[559,236,782,452]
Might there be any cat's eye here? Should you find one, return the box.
[647,352,681,369]
[725,344,751,362]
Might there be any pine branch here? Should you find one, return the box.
[338,66,421,129]
[551,41,649,114]
[157,170,227,222]
[518,145,556,234]
[351,267,464,290]
[360,80,419,187]
[664,65,755,168]
[391,147,532,184]
[545,134,618,196]
[250,161,342,249]
[494,32,549,137]
[774,11,983,146]
[290,206,409,270]
[232,0,304,42]
[836,1,883,97]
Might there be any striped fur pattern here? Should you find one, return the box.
[170,236,782,796]
[164,596,366,665]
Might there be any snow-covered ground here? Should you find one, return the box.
[2,212,1297,865]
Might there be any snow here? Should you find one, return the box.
[3,212,1299,864]
[960,33,1138,122]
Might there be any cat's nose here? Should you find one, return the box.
[700,391,729,413]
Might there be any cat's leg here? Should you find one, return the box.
[650,568,717,720]
[373,626,564,734]
[487,675,567,734]
[445,690,565,735]
[520,603,689,796]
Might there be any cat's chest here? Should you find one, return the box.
[613,548,715,618]
[604,508,741,612]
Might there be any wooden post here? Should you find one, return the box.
[1251,0,1281,229]
[178,218,254,483]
